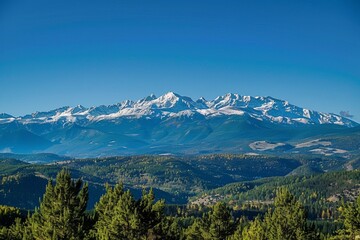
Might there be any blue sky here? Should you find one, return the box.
[0,0,359,122]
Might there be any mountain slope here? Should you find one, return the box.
[0,154,358,209]
[0,92,357,156]
[1,92,356,127]
[0,154,304,208]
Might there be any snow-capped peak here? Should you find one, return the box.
[0,92,357,127]
[71,105,87,114]
[195,97,210,109]
[120,100,134,109]
[137,94,157,103]
[157,92,180,105]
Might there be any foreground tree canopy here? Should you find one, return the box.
[0,169,359,240]
[28,169,89,239]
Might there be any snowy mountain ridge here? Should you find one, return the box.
[0,92,357,127]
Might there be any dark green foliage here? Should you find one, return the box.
[1,154,360,211]
[137,188,165,236]
[95,183,165,239]
[157,216,185,240]
[0,174,48,209]
[0,160,359,239]
[0,206,24,240]
[0,218,24,240]
[198,170,360,223]
[66,154,301,197]
[0,154,306,209]
[264,188,308,240]
[231,188,318,240]
[227,218,245,240]
[242,216,266,240]
[205,202,236,239]
[27,169,89,240]
[0,173,359,240]
[0,158,29,173]
[185,219,203,240]
[186,202,236,240]
[333,195,360,239]
[0,205,21,227]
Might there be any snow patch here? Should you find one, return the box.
[0,92,357,128]
[249,141,286,151]
[310,147,348,156]
[295,139,332,148]
[217,107,245,115]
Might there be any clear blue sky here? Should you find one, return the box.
[0,0,359,122]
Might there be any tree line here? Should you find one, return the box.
[0,169,359,240]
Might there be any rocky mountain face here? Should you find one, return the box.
[0,92,358,157]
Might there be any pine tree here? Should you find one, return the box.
[185,219,203,240]
[95,183,165,239]
[94,183,125,239]
[0,218,24,240]
[137,188,165,237]
[27,169,89,240]
[111,190,141,239]
[158,216,185,240]
[242,216,266,240]
[95,183,138,240]
[0,205,21,227]
[264,188,310,240]
[227,216,248,240]
[335,195,360,239]
[199,202,236,240]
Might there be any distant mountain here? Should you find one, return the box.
[1,92,356,126]
[0,92,358,157]
[0,153,71,163]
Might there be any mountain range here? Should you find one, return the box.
[0,92,358,157]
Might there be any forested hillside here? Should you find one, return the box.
[0,154,358,209]
[1,169,360,239]
[192,170,360,220]
[0,154,360,239]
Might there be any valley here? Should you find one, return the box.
[1,153,360,239]
[0,153,359,209]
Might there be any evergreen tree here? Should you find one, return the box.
[95,183,139,240]
[242,216,266,240]
[199,202,236,240]
[185,219,203,240]
[264,188,311,240]
[0,218,24,240]
[228,217,248,240]
[112,190,141,239]
[27,169,89,240]
[0,205,21,227]
[334,195,360,239]
[94,183,125,239]
[137,188,165,238]
[157,216,185,240]
[95,183,165,239]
